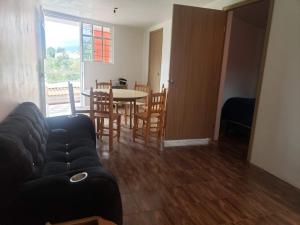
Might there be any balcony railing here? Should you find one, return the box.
[46,82,80,105]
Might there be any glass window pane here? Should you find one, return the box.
[94,53,102,61]
[103,27,111,39]
[83,36,93,61]
[81,23,113,63]
[94,38,102,61]
[83,36,92,44]
[83,52,93,61]
[103,39,111,63]
[103,39,111,46]
[93,25,102,38]
[103,49,110,63]
[82,23,92,36]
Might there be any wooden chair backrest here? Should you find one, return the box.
[147,89,167,116]
[68,81,76,116]
[135,82,150,105]
[90,88,113,117]
[95,80,112,89]
[134,82,150,93]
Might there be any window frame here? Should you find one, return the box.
[81,22,114,64]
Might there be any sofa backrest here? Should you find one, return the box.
[0,102,49,187]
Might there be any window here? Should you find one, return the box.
[82,23,113,63]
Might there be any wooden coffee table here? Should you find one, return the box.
[46,216,116,225]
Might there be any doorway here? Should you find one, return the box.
[216,0,271,159]
[44,17,81,117]
[148,28,163,92]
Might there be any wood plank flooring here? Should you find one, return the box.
[97,127,300,225]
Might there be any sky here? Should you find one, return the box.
[45,19,80,50]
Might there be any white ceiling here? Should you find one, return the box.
[41,0,215,28]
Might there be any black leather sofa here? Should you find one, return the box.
[0,102,122,225]
[221,97,255,135]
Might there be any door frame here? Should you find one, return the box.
[148,28,163,92]
[213,0,275,161]
[43,12,82,114]
[37,7,46,115]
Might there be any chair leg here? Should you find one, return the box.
[125,105,128,125]
[157,127,162,145]
[100,118,104,141]
[109,119,113,151]
[117,116,121,142]
[145,120,150,146]
[133,116,137,142]
[158,117,162,140]
[97,118,100,136]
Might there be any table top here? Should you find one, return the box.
[82,89,148,101]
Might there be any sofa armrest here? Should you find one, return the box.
[46,115,96,143]
[15,167,122,225]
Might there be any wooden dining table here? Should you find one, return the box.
[81,89,148,128]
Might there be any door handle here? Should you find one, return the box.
[168,79,174,84]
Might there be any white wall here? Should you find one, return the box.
[207,0,300,189]
[143,20,172,89]
[250,0,300,189]
[0,0,42,121]
[83,25,145,90]
[223,16,265,103]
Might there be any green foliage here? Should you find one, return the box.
[45,47,80,83]
[56,47,66,54]
[47,47,56,58]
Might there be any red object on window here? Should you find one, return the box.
[103,31,110,39]
[94,39,102,61]
[104,50,110,63]
[83,24,112,63]
[93,25,102,38]
[103,27,111,39]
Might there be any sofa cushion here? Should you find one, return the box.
[0,134,34,185]
[43,146,101,176]
[44,125,99,176]
[0,103,49,183]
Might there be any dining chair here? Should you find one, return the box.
[95,79,119,113]
[133,88,167,146]
[68,81,90,116]
[124,82,150,125]
[95,80,112,89]
[134,81,151,110]
[89,88,121,150]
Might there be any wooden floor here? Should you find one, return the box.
[98,126,300,225]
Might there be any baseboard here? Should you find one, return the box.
[164,138,210,147]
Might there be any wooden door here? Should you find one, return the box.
[148,29,163,92]
[166,5,227,140]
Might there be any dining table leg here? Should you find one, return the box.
[133,100,136,128]
[129,100,137,129]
